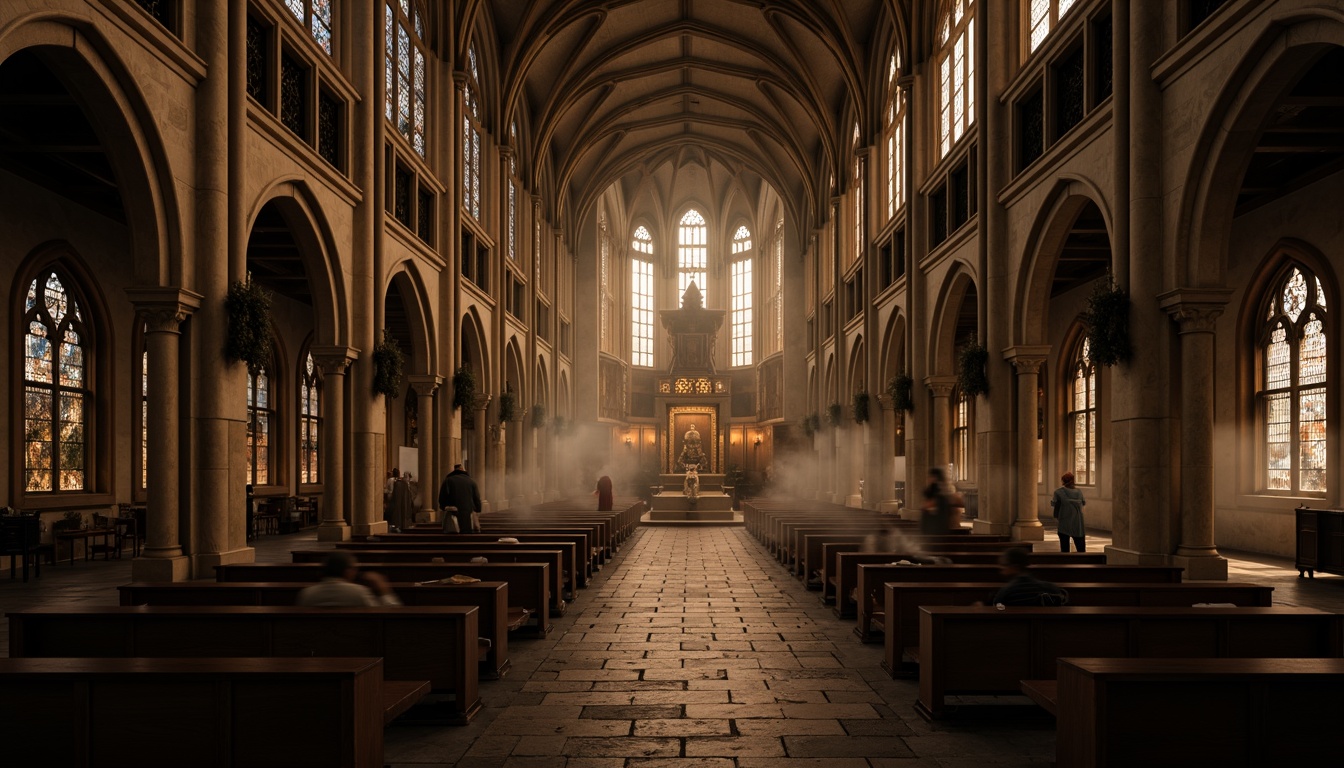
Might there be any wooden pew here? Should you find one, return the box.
[118,580,516,679]
[775,522,900,566]
[0,657,394,767]
[1040,657,1344,767]
[820,540,1019,603]
[216,562,551,636]
[881,581,1277,676]
[8,605,483,724]
[800,532,989,582]
[300,545,571,609]
[483,519,616,557]
[357,531,594,580]
[916,606,1344,719]
[854,564,1184,639]
[767,514,883,556]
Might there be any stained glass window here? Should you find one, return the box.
[285,0,333,54]
[632,257,654,368]
[1068,337,1097,485]
[385,1,427,156]
[462,44,483,219]
[938,0,975,157]
[952,387,973,483]
[299,352,321,485]
[247,360,273,486]
[678,210,708,300]
[1027,0,1079,54]
[1260,265,1328,493]
[885,54,905,219]
[23,269,89,492]
[140,343,148,491]
[280,52,307,137]
[852,123,863,265]
[246,15,269,103]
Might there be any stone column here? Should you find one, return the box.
[1005,346,1051,540]
[926,377,957,469]
[128,289,202,582]
[408,375,442,522]
[1161,290,1231,579]
[313,346,357,541]
[508,418,525,507]
[471,394,492,512]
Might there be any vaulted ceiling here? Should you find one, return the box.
[484,0,908,237]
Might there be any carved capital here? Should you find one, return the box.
[1003,345,1052,375]
[1159,289,1232,334]
[126,287,202,334]
[407,374,443,397]
[925,375,957,398]
[471,393,493,412]
[310,345,359,376]
[876,393,895,411]
[451,70,469,89]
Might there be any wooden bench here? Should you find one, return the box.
[916,606,1344,719]
[880,581,1277,676]
[483,519,616,559]
[855,564,1184,640]
[359,531,594,581]
[298,546,570,613]
[0,657,394,767]
[821,540,1030,604]
[1036,657,1344,767]
[800,532,1005,584]
[216,562,552,636]
[118,580,515,680]
[8,605,481,724]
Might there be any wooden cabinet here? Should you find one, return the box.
[1295,506,1344,578]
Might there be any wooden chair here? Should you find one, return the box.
[90,514,119,560]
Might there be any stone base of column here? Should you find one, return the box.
[1011,521,1046,541]
[845,494,863,508]
[413,508,439,524]
[481,501,493,515]
[1171,552,1228,580]
[317,521,352,542]
[972,519,1012,536]
[353,521,389,536]
[131,555,191,582]
[1103,545,1169,566]
[192,547,256,578]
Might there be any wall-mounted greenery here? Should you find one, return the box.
[224,278,272,372]
[887,373,914,413]
[826,402,844,427]
[531,403,547,429]
[852,391,871,424]
[957,338,989,397]
[803,413,820,438]
[372,329,404,398]
[498,389,518,423]
[451,366,476,411]
[1084,276,1131,366]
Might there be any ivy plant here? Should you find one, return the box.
[451,366,477,411]
[957,337,989,397]
[224,278,272,372]
[851,391,871,424]
[372,329,404,398]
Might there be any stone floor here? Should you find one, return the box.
[3,522,1344,767]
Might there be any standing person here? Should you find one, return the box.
[438,463,482,533]
[387,469,415,532]
[920,467,964,535]
[297,551,401,606]
[594,475,614,511]
[1051,471,1087,552]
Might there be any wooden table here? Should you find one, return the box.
[54,527,114,564]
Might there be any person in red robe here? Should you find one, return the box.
[595,475,614,511]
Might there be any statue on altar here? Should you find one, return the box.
[678,423,707,471]
[683,464,700,501]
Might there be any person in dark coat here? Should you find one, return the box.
[595,475,614,511]
[438,464,482,533]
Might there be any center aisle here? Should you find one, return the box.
[385,526,1053,767]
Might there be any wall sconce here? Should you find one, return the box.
[624,436,633,448]
[753,436,762,448]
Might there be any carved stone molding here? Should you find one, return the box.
[876,393,895,411]
[1002,345,1052,374]
[924,375,957,398]
[126,287,203,334]
[407,374,443,397]
[310,345,359,376]
[1158,289,1232,334]
[471,393,493,412]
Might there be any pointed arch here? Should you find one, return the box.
[928,263,979,376]
[383,260,437,375]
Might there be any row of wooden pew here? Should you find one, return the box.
[0,499,645,768]
[742,499,1344,767]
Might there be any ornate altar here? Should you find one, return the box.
[655,283,728,475]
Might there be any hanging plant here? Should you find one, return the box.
[497,389,518,424]
[887,373,914,413]
[531,403,547,429]
[852,391,871,424]
[957,337,990,397]
[1084,275,1131,367]
[224,278,272,372]
[826,402,844,427]
[451,366,477,411]
[803,414,820,438]
[372,329,404,398]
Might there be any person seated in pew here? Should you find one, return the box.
[989,547,1069,607]
[297,551,402,607]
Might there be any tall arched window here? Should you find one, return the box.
[507,121,518,260]
[678,209,707,300]
[852,123,863,265]
[22,269,91,492]
[247,361,274,486]
[937,0,976,157]
[286,0,334,54]
[885,54,905,219]
[1068,337,1097,485]
[140,343,148,492]
[632,226,655,368]
[1260,265,1328,493]
[952,387,973,483]
[462,43,483,220]
[1026,0,1079,54]
[385,0,428,156]
[731,225,754,367]
[299,351,321,485]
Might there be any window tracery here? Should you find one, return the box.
[1260,265,1328,493]
[938,0,976,157]
[1068,337,1096,485]
[22,269,90,492]
[731,226,753,367]
[678,209,707,299]
[632,226,654,368]
[385,0,427,156]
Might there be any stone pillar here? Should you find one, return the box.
[1161,290,1231,580]
[1005,346,1051,540]
[129,289,201,582]
[408,375,442,522]
[926,377,956,469]
[313,346,357,541]
[471,394,492,512]
[508,418,525,507]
